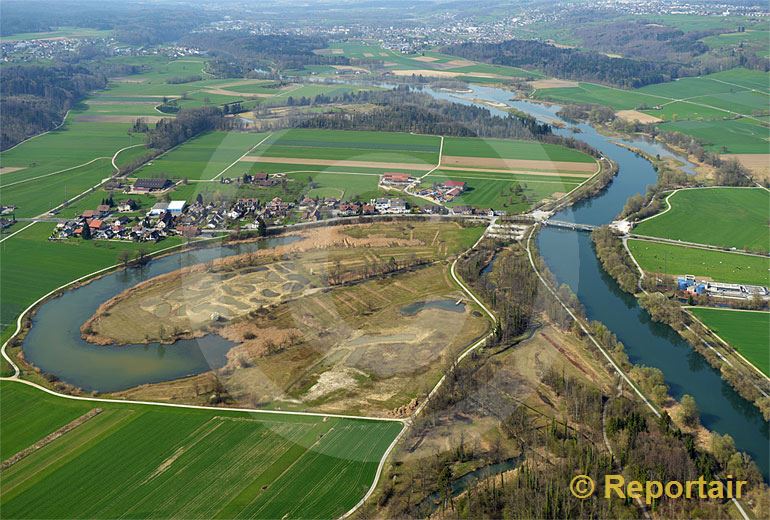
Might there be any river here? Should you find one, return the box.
[19,82,768,478]
[22,237,296,392]
[424,84,768,479]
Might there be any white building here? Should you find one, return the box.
[167,200,186,214]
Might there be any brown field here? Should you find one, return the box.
[615,110,663,124]
[74,115,167,123]
[112,77,147,84]
[440,155,597,173]
[433,59,477,70]
[390,69,508,80]
[314,48,344,55]
[0,167,25,175]
[722,154,770,182]
[332,65,370,73]
[413,56,440,63]
[93,221,488,415]
[439,166,593,178]
[363,52,375,57]
[240,156,435,170]
[529,78,580,89]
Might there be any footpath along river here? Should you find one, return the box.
[423,84,768,479]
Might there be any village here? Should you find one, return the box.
[49,171,494,243]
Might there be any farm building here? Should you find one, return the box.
[133,178,172,193]
[149,202,169,216]
[381,173,416,186]
[443,180,466,191]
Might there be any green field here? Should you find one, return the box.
[135,131,270,180]
[250,129,442,165]
[658,118,769,154]
[532,82,661,110]
[424,169,583,211]
[627,240,769,286]
[0,223,183,334]
[689,308,770,376]
[633,188,770,253]
[532,68,770,153]
[442,136,595,163]
[0,381,402,519]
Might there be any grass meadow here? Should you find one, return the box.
[532,68,770,153]
[633,188,770,253]
[627,240,769,286]
[689,308,769,376]
[0,381,401,519]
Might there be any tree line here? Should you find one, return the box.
[442,39,694,88]
[1,65,107,150]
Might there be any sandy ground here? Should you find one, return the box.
[240,156,434,170]
[615,110,663,124]
[332,65,370,73]
[390,69,508,80]
[439,165,592,178]
[440,155,597,173]
[432,59,477,70]
[529,78,579,89]
[112,77,147,83]
[0,167,25,175]
[722,153,770,182]
[74,115,167,123]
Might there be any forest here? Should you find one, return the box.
[443,39,694,88]
[0,65,107,150]
[182,33,349,77]
[144,106,229,152]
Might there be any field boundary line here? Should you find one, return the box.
[111,143,145,172]
[210,133,272,181]
[627,235,769,259]
[0,222,35,244]
[0,157,108,190]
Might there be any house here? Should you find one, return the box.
[446,187,462,198]
[374,197,408,214]
[450,205,473,215]
[88,219,105,230]
[117,199,138,212]
[133,178,171,193]
[253,172,268,182]
[96,204,111,216]
[167,200,186,214]
[381,173,415,186]
[443,180,465,191]
[81,210,98,219]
